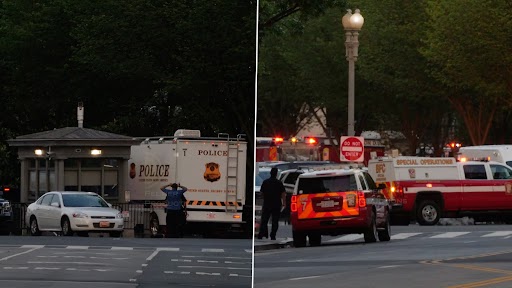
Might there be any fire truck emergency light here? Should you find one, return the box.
[274,137,284,144]
[305,137,317,145]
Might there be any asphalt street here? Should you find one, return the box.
[254,224,512,288]
[0,236,252,288]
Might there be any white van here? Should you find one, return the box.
[458,145,512,167]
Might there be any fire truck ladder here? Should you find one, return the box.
[222,134,241,213]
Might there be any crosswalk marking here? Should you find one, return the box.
[201,248,225,253]
[326,234,363,242]
[482,231,512,237]
[430,232,470,238]
[391,233,423,240]
[111,247,133,250]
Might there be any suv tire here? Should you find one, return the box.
[293,231,307,248]
[364,211,378,243]
[308,233,322,247]
[378,214,391,241]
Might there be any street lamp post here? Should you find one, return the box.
[342,9,364,136]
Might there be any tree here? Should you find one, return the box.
[422,0,512,145]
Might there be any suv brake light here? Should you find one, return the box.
[357,191,366,207]
[291,195,297,212]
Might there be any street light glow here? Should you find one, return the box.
[350,9,364,30]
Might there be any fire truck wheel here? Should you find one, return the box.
[416,200,440,226]
[378,214,391,241]
[308,233,322,247]
[364,211,378,243]
[293,231,307,248]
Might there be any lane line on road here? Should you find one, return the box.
[430,232,470,238]
[201,248,225,253]
[448,275,512,288]
[378,265,400,269]
[28,261,110,265]
[482,231,512,237]
[229,274,251,278]
[196,272,221,276]
[111,247,134,250]
[178,266,251,270]
[326,234,363,242]
[289,276,321,281]
[146,247,179,261]
[0,246,43,262]
[391,233,422,240]
[164,271,191,275]
[66,246,89,250]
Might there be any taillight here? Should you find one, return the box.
[357,192,366,207]
[291,195,297,212]
[347,194,356,207]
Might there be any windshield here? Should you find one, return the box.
[298,175,357,194]
[62,194,109,208]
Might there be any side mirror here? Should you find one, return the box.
[51,202,60,208]
[378,183,386,189]
[107,203,112,208]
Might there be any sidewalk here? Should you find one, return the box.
[254,220,294,251]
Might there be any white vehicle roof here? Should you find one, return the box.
[299,169,361,178]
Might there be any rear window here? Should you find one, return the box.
[297,175,357,194]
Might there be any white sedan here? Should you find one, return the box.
[26,191,124,237]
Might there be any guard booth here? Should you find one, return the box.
[7,127,139,204]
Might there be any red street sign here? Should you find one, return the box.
[340,136,364,162]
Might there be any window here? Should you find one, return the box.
[284,172,301,185]
[40,194,54,206]
[62,194,108,208]
[358,174,368,190]
[297,174,357,194]
[50,195,61,207]
[463,165,487,179]
[490,164,512,179]
[363,172,378,189]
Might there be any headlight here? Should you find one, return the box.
[72,212,88,218]
[116,213,123,219]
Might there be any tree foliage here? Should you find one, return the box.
[0,0,256,186]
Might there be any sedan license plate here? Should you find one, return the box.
[99,221,110,228]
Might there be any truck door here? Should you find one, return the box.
[461,164,498,210]
[489,164,512,209]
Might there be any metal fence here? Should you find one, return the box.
[9,202,152,236]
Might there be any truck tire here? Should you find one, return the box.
[308,233,322,247]
[378,214,391,241]
[364,211,378,243]
[150,214,160,238]
[293,231,307,248]
[416,200,441,225]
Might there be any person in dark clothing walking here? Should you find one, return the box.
[161,182,188,238]
[258,167,286,240]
